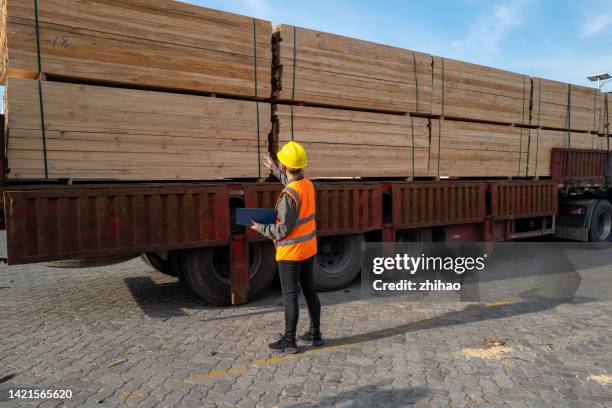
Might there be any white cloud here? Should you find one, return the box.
[450,1,526,63]
[581,14,612,38]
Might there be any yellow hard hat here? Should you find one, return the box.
[277,141,308,169]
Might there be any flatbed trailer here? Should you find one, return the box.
[1,114,611,305]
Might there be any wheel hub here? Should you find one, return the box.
[210,245,262,285]
[317,237,347,273]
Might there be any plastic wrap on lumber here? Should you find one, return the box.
[532,78,603,132]
[274,104,434,178]
[4,0,272,98]
[6,78,271,180]
[431,56,531,126]
[527,128,604,178]
[273,24,432,114]
[431,119,528,177]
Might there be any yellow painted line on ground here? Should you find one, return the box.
[176,300,518,387]
[483,300,516,308]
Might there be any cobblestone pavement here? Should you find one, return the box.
[0,248,611,407]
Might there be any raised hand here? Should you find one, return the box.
[263,152,277,171]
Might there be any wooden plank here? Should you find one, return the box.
[6,78,270,180]
[273,24,432,114]
[431,56,531,125]
[274,104,432,178]
[432,119,527,177]
[3,0,272,98]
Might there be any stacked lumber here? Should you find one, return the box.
[6,78,270,180]
[431,57,531,125]
[1,0,272,98]
[272,25,432,114]
[431,119,529,177]
[532,78,603,132]
[274,105,434,178]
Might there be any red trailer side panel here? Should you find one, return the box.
[551,148,611,187]
[4,184,230,264]
[391,181,486,229]
[244,182,383,237]
[490,181,558,220]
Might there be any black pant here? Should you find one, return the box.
[277,256,321,339]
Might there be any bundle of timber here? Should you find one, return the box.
[272,25,432,114]
[1,0,272,98]
[273,105,435,178]
[527,128,603,177]
[532,78,603,132]
[431,57,531,126]
[5,78,270,180]
[431,119,529,177]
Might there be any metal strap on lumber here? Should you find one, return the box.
[535,78,542,177]
[427,118,432,172]
[525,77,534,176]
[518,77,526,176]
[410,117,415,177]
[441,57,446,117]
[290,26,297,141]
[437,119,442,177]
[252,18,261,178]
[437,58,445,177]
[412,51,419,112]
[34,0,49,178]
[566,84,572,179]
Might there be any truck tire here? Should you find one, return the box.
[44,255,137,268]
[179,242,276,306]
[589,200,612,242]
[140,253,176,277]
[397,228,433,255]
[315,234,364,291]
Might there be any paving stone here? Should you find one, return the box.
[0,258,610,407]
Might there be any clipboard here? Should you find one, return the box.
[235,208,278,226]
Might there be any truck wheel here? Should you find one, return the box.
[140,253,176,277]
[589,200,612,242]
[397,228,433,255]
[315,234,364,291]
[179,242,276,305]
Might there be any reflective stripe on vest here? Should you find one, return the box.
[274,177,317,261]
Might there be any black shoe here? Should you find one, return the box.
[268,334,299,354]
[298,330,324,347]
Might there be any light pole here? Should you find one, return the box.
[587,72,611,91]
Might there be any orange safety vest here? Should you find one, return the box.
[274,177,317,261]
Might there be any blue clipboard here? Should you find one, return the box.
[236,208,278,226]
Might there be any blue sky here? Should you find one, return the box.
[2,0,611,111]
